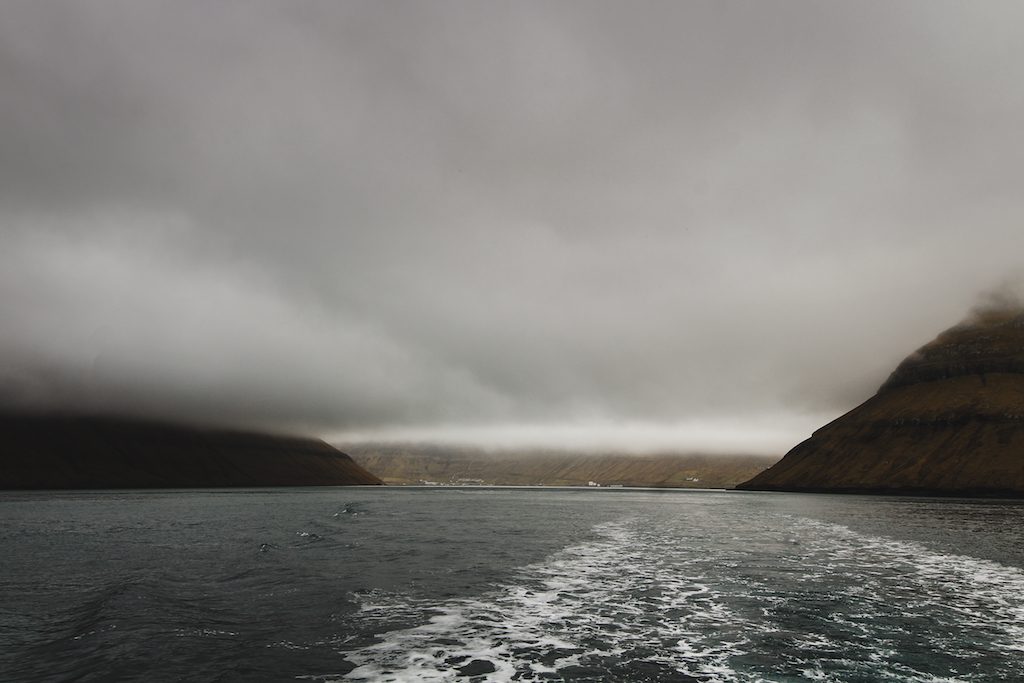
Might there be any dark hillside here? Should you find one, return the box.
[0,414,382,490]
[737,308,1024,496]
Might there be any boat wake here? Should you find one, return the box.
[342,513,1024,682]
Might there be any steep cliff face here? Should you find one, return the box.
[0,415,383,489]
[737,308,1024,496]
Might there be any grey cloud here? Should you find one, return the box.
[2,1,1024,449]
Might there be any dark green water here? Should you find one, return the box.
[2,487,1023,681]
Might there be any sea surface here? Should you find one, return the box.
[2,487,1024,682]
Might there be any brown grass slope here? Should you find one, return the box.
[0,414,382,490]
[737,308,1024,496]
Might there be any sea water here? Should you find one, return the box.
[2,487,1023,681]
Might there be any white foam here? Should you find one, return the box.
[344,519,752,681]
[795,518,1024,658]
[340,513,1024,682]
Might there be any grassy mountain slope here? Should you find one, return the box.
[737,308,1024,496]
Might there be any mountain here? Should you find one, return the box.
[0,414,382,490]
[737,306,1024,496]
[345,443,777,488]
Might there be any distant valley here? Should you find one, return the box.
[344,443,778,488]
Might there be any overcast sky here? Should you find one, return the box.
[2,1,1023,452]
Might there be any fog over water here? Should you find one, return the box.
[2,1,1024,452]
